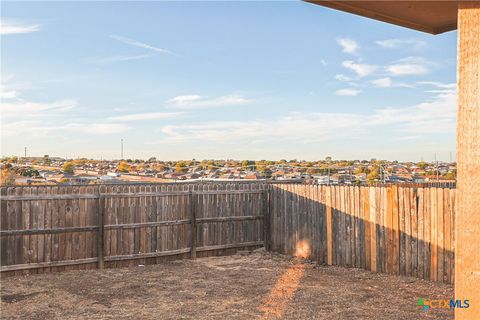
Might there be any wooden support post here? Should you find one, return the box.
[370,187,377,272]
[97,187,105,269]
[263,188,271,251]
[326,186,333,265]
[456,2,480,319]
[190,191,197,260]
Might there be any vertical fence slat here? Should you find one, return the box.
[97,188,105,269]
[190,191,197,260]
[326,187,333,265]
[392,186,400,275]
[370,187,377,272]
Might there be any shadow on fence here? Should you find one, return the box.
[268,184,455,284]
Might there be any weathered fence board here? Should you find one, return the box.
[0,183,268,274]
[268,184,456,284]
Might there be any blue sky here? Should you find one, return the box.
[1,1,457,161]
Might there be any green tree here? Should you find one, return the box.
[354,166,366,174]
[262,169,272,179]
[7,156,18,164]
[0,168,15,186]
[118,161,131,173]
[367,167,380,181]
[20,168,40,177]
[174,161,188,173]
[63,162,75,174]
[241,160,255,171]
[445,171,456,180]
[257,164,266,173]
[417,161,428,170]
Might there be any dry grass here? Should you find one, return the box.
[1,250,453,319]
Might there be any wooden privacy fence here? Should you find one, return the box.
[268,184,455,283]
[1,182,457,284]
[0,183,268,274]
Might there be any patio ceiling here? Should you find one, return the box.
[306,1,459,34]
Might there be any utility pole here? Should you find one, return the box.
[121,139,124,160]
[24,147,27,158]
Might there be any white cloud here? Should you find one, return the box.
[0,89,17,99]
[0,20,41,35]
[417,81,456,89]
[1,121,130,137]
[337,38,359,54]
[0,77,129,137]
[387,64,428,76]
[0,75,30,100]
[72,123,130,134]
[320,59,327,66]
[342,60,377,77]
[109,112,185,122]
[394,135,421,141]
[168,95,202,105]
[1,99,78,117]
[369,92,456,133]
[110,35,172,54]
[335,74,352,82]
[335,88,362,96]
[86,54,153,64]
[157,92,455,145]
[386,57,430,76]
[167,94,253,109]
[371,77,415,89]
[160,112,364,144]
[416,81,456,96]
[371,77,393,88]
[376,38,426,49]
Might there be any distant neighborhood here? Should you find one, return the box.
[0,155,456,186]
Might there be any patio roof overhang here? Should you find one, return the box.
[307,0,459,34]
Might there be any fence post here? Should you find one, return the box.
[263,187,271,251]
[190,190,197,260]
[97,186,105,269]
[326,186,333,265]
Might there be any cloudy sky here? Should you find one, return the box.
[1,1,457,161]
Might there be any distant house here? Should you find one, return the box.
[185,173,202,180]
[244,172,261,180]
[71,174,98,184]
[107,172,121,177]
[338,174,355,183]
[39,170,59,179]
[47,173,69,182]
[207,170,220,179]
[13,174,29,185]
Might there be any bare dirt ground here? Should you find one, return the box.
[1,250,453,319]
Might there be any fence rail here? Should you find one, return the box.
[0,183,268,274]
[268,184,455,283]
